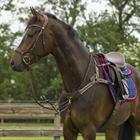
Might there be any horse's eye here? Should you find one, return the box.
[27,30,36,37]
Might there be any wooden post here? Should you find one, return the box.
[1,119,4,124]
[54,114,61,140]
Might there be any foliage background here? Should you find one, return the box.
[0,0,140,101]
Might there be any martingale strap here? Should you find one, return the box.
[66,54,113,101]
[78,73,110,95]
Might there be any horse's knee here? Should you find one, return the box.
[63,123,78,140]
[105,127,119,140]
[63,129,78,140]
[81,125,96,140]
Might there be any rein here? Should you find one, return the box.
[28,70,59,113]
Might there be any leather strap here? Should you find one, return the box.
[99,100,122,131]
[15,15,48,65]
[111,65,126,97]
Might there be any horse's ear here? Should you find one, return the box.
[30,7,43,21]
[30,7,37,16]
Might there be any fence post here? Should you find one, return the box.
[1,119,4,124]
[54,113,61,140]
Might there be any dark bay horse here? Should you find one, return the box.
[11,8,140,140]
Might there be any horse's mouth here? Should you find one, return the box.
[11,61,31,72]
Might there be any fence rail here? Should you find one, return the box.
[0,103,104,139]
[0,130,62,137]
[0,103,61,139]
[0,103,56,121]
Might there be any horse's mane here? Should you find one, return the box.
[45,13,80,39]
[45,13,87,52]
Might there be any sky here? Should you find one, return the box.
[1,0,110,21]
[0,0,111,31]
[0,0,139,40]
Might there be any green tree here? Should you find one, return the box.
[78,13,124,53]
[0,0,31,101]
[78,0,140,53]
[43,0,86,26]
[108,0,140,41]
[118,43,140,70]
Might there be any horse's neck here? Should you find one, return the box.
[52,37,90,92]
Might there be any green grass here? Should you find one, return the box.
[0,136,139,140]
[0,137,103,140]
[0,124,139,140]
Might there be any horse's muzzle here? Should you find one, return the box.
[11,59,28,72]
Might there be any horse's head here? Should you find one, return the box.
[11,8,55,72]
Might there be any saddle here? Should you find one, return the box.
[96,52,129,100]
[105,52,125,68]
[105,52,129,99]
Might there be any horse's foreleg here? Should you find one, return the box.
[63,123,78,140]
[105,127,120,140]
[81,125,96,140]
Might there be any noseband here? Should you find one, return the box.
[15,15,48,65]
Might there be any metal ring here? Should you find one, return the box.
[23,56,31,65]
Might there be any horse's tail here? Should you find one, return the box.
[118,120,135,140]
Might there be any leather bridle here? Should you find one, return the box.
[15,15,48,65]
